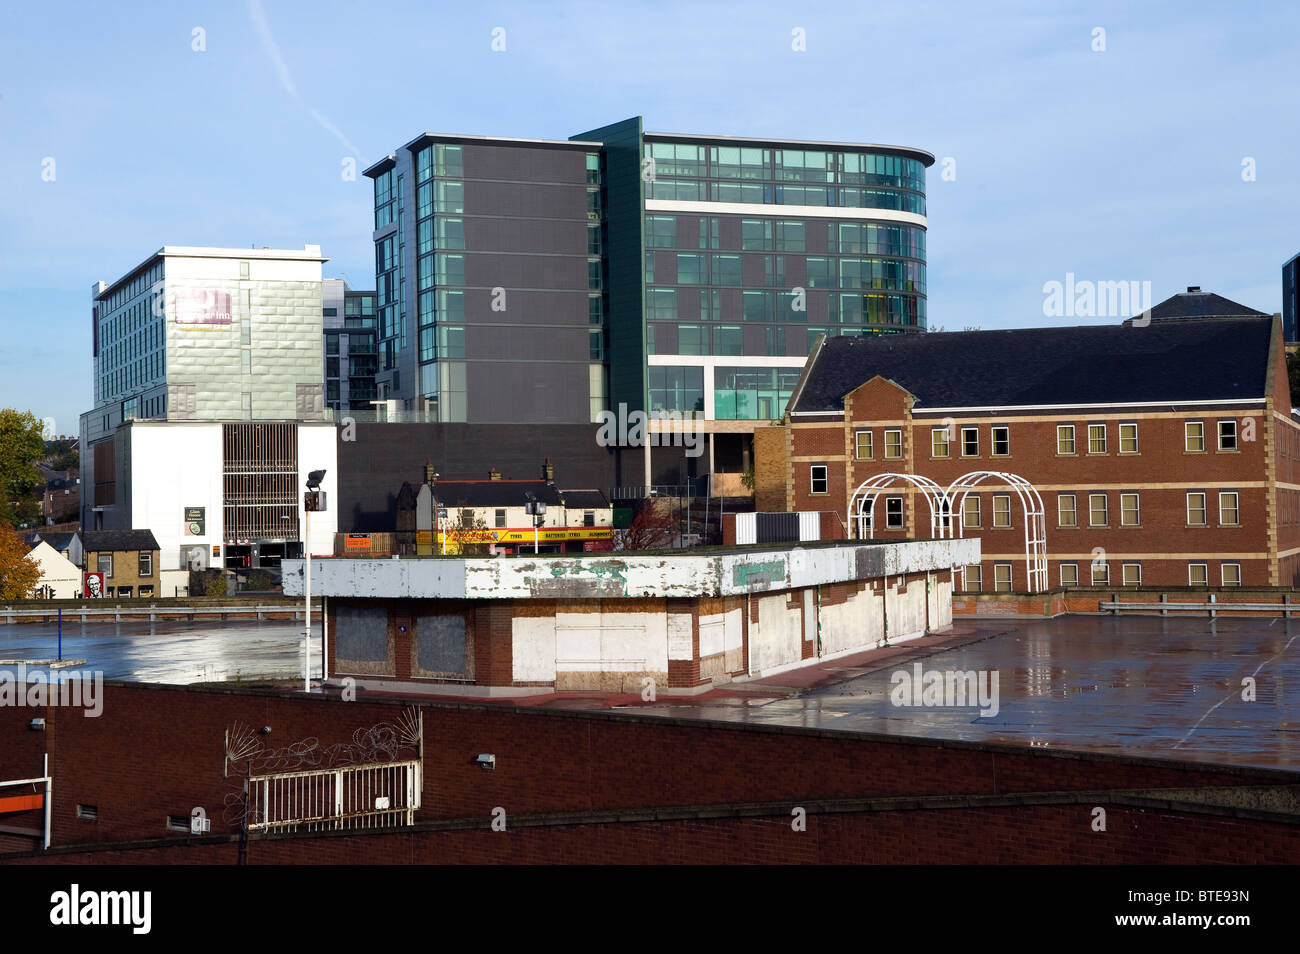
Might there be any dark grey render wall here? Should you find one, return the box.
[336,422,615,530]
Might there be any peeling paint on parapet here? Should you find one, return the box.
[731,560,786,590]
[288,537,981,601]
[533,560,630,598]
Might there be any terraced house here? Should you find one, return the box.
[755,294,1300,590]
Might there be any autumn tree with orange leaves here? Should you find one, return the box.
[0,525,40,599]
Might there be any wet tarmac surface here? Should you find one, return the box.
[0,618,319,684]
[633,616,1300,770]
[2,614,1297,770]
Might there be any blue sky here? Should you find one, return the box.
[1,0,1296,431]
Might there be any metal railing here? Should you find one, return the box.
[1099,595,1299,618]
[245,760,421,833]
[0,603,317,624]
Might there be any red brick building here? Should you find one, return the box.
[759,304,1300,590]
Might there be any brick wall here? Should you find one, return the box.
[2,682,1295,863]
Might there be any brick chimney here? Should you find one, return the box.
[488,467,501,480]
[542,457,554,482]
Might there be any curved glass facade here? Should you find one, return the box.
[644,142,927,215]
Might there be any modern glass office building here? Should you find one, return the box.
[1284,253,1299,344]
[323,279,378,412]
[363,135,603,426]
[365,118,932,487]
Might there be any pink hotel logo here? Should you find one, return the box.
[174,289,234,326]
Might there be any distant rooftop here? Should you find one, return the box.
[95,245,327,300]
[792,314,1276,414]
[1131,286,1270,322]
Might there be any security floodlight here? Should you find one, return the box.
[307,469,326,490]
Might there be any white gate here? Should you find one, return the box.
[245,759,422,833]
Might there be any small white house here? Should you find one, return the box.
[28,541,82,599]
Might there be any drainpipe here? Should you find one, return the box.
[815,585,822,657]
[881,576,890,647]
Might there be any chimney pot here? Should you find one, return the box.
[1187,286,1201,293]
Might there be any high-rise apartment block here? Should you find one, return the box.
[364,118,932,488]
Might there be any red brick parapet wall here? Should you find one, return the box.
[0,682,1295,864]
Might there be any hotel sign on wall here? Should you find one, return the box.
[174,289,234,327]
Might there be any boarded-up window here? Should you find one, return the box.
[415,614,467,676]
[335,605,390,668]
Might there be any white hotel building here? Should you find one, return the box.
[79,245,337,571]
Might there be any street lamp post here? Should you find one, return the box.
[303,469,327,693]
[525,493,546,555]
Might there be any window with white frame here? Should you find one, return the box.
[1188,563,1208,586]
[855,430,873,459]
[810,464,828,494]
[1119,422,1138,453]
[993,564,1012,592]
[1221,563,1241,586]
[1185,421,1205,452]
[1089,493,1108,526]
[993,494,1011,528]
[962,495,980,528]
[1219,491,1239,525]
[1122,563,1141,586]
[1218,420,1237,451]
[1187,492,1207,526]
[964,564,982,592]
[1060,563,1078,587]
[1058,493,1077,527]
[1120,492,1140,526]
[1057,424,1076,455]
[931,427,950,458]
[961,427,978,456]
[884,429,902,459]
[992,426,1010,456]
[1091,561,1109,585]
[885,496,904,529]
[1088,423,1106,453]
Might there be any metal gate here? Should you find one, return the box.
[244,759,421,833]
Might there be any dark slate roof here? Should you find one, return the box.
[559,489,611,509]
[46,477,79,491]
[34,532,77,552]
[80,529,160,553]
[1137,288,1269,321]
[793,317,1275,413]
[434,480,563,508]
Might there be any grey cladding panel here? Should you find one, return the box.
[855,547,885,580]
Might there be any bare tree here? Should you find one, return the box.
[445,505,493,555]
[612,500,677,551]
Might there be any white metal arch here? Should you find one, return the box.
[848,472,947,540]
[943,471,1048,593]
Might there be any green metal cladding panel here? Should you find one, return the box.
[573,117,645,414]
